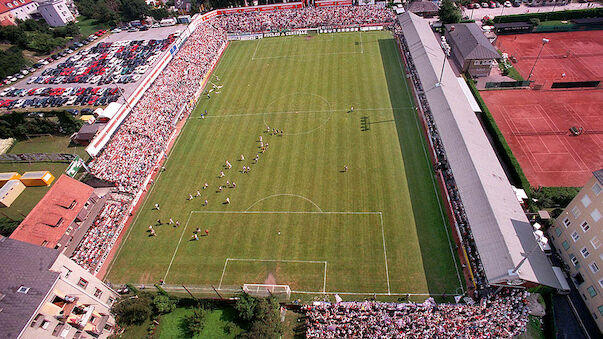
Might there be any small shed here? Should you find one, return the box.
[0,180,25,207]
[0,172,21,187]
[20,171,55,187]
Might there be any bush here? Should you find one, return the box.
[240,297,283,339]
[0,217,21,237]
[153,294,176,314]
[234,293,258,322]
[529,18,541,27]
[0,111,83,140]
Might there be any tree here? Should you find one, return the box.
[240,297,283,339]
[185,307,208,335]
[150,7,169,20]
[120,0,151,21]
[0,217,21,237]
[153,294,176,314]
[0,47,27,79]
[110,294,153,326]
[438,0,462,24]
[234,293,257,322]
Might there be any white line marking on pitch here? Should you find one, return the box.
[379,212,391,295]
[251,38,262,60]
[163,212,195,282]
[395,45,464,293]
[192,211,381,215]
[245,193,324,212]
[218,258,328,291]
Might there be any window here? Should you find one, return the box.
[104,323,113,331]
[590,262,600,274]
[107,297,115,305]
[17,286,30,294]
[581,247,590,258]
[581,221,590,232]
[592,237,601,250]
[562,241,570,250]
[593,183,602,196]
[572,206,581,218]
[581,194,592,207]
[563,217,571,228]
[31,314,43,327]
[6,3,12,8]
[587,286,597,298]
[77,278,88,289]
[41,319,50,329]
[555,227,562,237]
[600,279,603,289]
[592,209,601,222]
[599,305,603,316]
[94,288,103,298]
[570,254,580,267]
[571,231,580,242]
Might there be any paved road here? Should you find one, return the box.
[1,25,185,107]
[463,2,601,21]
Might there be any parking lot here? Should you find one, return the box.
[0,24,185,111]
[462,2,601,21]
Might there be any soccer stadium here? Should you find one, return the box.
[4,2,599,338]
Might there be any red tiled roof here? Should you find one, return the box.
[10,175,95,249]
[0,0,34,15]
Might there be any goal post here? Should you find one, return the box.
[243,284,291,300]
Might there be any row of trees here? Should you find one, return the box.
[75,0,174,26]
[0,111,83,140]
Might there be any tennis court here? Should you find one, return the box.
[481,89,603,187]
[495,31,603,87]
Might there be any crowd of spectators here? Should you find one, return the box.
[393,24,488,290]
[305,289,530,338]
[71,193,132,271]
[222,5,395,33]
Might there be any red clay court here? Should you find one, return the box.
[482,31,603,187]
[496,31,603,86]
[481,89,602,187]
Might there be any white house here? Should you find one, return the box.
[0,0,38,26]
[36,0,74,27]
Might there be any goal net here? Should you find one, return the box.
[243,284,291,300]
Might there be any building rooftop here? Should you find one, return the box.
[10,175,95,249]
[408,1,439,13]
[0,237,60,338]
[445,23,500,60]
[399,12,561,289]
[0,0,34,14]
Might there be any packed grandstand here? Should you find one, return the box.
[61,5,535,337]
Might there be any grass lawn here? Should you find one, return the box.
[106,32,462,297]
[76,16,110,37]
[157,306,243,338]
[0,136,85,220]
[517,315,546,339]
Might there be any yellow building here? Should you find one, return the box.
[20,171,55,187]
[0,172,21,187]
[0,179,26,208]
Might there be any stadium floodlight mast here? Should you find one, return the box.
[435,49,451,88]
[526,38,550,82]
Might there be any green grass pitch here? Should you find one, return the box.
[105,31,464,296]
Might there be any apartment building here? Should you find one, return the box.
[548,169,603,332]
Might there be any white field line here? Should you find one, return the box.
[189,107,414,119]
[218,258,328,292]
[253,51,363,60]
[379,212,391,295]
[359,31,364,54]
[103,115,193,278]
[395,45,465,293]
[191,211,381,215]
[163,212,195,282]
[292,291,436,296]
[251,38,262,60]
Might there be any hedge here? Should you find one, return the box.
[495,8,603,23]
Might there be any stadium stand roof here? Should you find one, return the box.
[10,175,95,249]
[0,237,60,338]
[398,12,561,289]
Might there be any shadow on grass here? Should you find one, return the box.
[378,38,463,295]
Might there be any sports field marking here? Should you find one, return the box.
[245,193,324,212]
[395,48,464,293]
[163,210,390,294]
[189,107,414,119]
[251,37,262,60]
[261,92,334,136]
[218,258,328,293]
[252,32,364,60]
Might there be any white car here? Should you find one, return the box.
[27,77,38,84]
[66,96,77,105]
[504,1,512,6]
[111,28,122,33]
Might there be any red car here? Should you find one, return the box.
[88,95,99,105]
